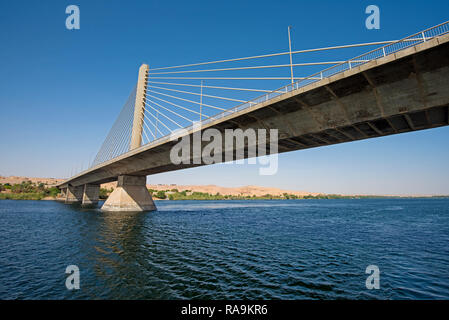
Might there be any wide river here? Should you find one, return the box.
[0,199,448,299]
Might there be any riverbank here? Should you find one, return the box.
[1,176,448,201]
[0,180,61,200]
[1,192,448,201]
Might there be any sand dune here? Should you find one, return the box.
[0,176,64,187]
[144,184,320,197]
[1,176,318,197]
[2,176,441,198]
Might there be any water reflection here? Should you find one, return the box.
[1,199,449,299]
[85,210,151,298]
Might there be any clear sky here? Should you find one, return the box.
[1,0,448,195]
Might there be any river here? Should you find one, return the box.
[0,199,448,299]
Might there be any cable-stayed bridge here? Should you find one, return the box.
[58,21,449,211]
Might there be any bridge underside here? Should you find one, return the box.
[59,35,449,192]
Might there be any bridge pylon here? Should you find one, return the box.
[101,64,156,212]
[130,63,149,150]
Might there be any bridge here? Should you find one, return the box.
[58,21,449,211]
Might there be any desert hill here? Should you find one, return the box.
[0,176,318,197]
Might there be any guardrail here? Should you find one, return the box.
[137,21,449,155]
[87,20,449,173]
[202,20,449,125]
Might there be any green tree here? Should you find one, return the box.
[45,187,61,197]
[99,188,111,200]
[155,190,166,199]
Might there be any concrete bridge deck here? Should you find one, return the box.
[59,34,449,190]
[57,32,449,210]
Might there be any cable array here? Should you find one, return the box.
[88,21,449,170]
[91,86,137,167]
[138,40,405,144]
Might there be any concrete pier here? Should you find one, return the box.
[65,185,83,204]
[58,36,449,213]
[82,184,100,207]
[101,175,155,212]
[60,188,67,200]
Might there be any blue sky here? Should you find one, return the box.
[1,0,448,195]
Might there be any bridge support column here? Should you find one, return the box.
[101,175,155,212]
[59,188,67,201]
[65,185,83,204]
[82,184,100,207]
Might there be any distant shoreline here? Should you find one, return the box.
[1,176,448,201]
[1,195,448,202]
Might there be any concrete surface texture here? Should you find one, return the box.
[101,175,156,212]
[58,34,449,212]
[59,35,449,189]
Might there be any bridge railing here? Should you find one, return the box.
[89,20,449,172]
[145,20,449,145]
[199,20,449,128]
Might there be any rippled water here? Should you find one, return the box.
[0,199,449,299]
